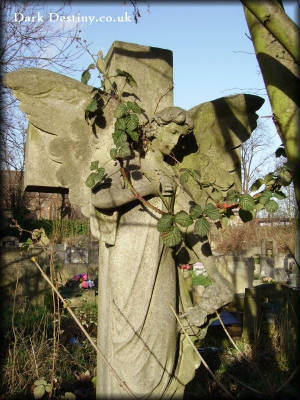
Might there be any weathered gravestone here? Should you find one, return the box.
[5,41,264,398]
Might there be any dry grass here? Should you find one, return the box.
[210,220,295,255]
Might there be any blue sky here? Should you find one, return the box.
[52,1,298,159]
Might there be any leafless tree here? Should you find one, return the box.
[1,1,84,171]
[241,119,276,194]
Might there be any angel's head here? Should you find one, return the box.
[149,107,194,155]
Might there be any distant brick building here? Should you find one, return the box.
[1,170,85,220]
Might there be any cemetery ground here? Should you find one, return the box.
[0,221,298,400]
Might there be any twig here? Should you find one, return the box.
[119,158,166,215]
[169,304,234,399]
[153,84,173,116]
[30,256,136,398]
[216,310,274,395]
[276,365,299,394]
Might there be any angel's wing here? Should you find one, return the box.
[4,68,116,216]
[177,94,264,206]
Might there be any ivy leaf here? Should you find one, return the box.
[175,211,193,227]
[265,199,279,214]
[250,178,264,192]
[115,117,127,131]
[239,194,256,211]
[126,113,139,131]
[81,69,91,85]
[86,98,98,112]
[110,148,117,160]
[180,170,190,185]
[204,203,220,220]
[127,101,142,114]
[118,143,131,158]
[157,214,174,232]
[194,217,211,237]
[127,130,139,142]
[90,161,99,171]
[272,190,286,200]
[190,204,203,219]
[114,103,128,119]
[239,209,253,222]
[160,225,182,247]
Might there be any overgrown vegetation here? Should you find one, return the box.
[0,299,97,400]
[5,219,90,243]
[210,220,296,255]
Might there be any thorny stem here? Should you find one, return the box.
[169,304,234,399]
[216,310,274,396]
[30,257,136,398]
[118,158,166,215]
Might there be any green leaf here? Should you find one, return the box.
[114,103,128,118]
[118,143,131,158]
[157,214,174,232]
[275,146,286,158]
[190,204,203,219]
[221,216,229,228]
[85,173,97,188]
[127,130,139,142]
[113,130,127,147]
[116,69,137,87]
[194,217,211,237]
[238,209,253,222]
[276,166,293,186]
[64,393,76,400]
[115,117,127,131]
[127,101,142,114]
[192,274,212,287]
[45,384,51,393]
[160,225,182,247]
[95,167,105,182]
[204,203,220,220]
[34,379,47,386]
[226,190,239,203]
[259,190,272,205]
[264,173,275,184]
[272,190,286,200]
[81,69,91,85]
[250,178,264,192]
[91,376,97,389]
[175,211,193,227]
[191,169,201,181]
[86,98,98,112]
[265,199,279,214]
[90,160,99,171]
[33,385,45,400]
[180,170,190,185]
[255,203,264,212]
[239,194,256,211]
[110,148,117,160]
[126,113,139,131]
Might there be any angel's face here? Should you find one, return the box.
[152,122,190,155]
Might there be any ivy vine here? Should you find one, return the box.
[80,52,293,248]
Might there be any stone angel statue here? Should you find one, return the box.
[5,41,264,399]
